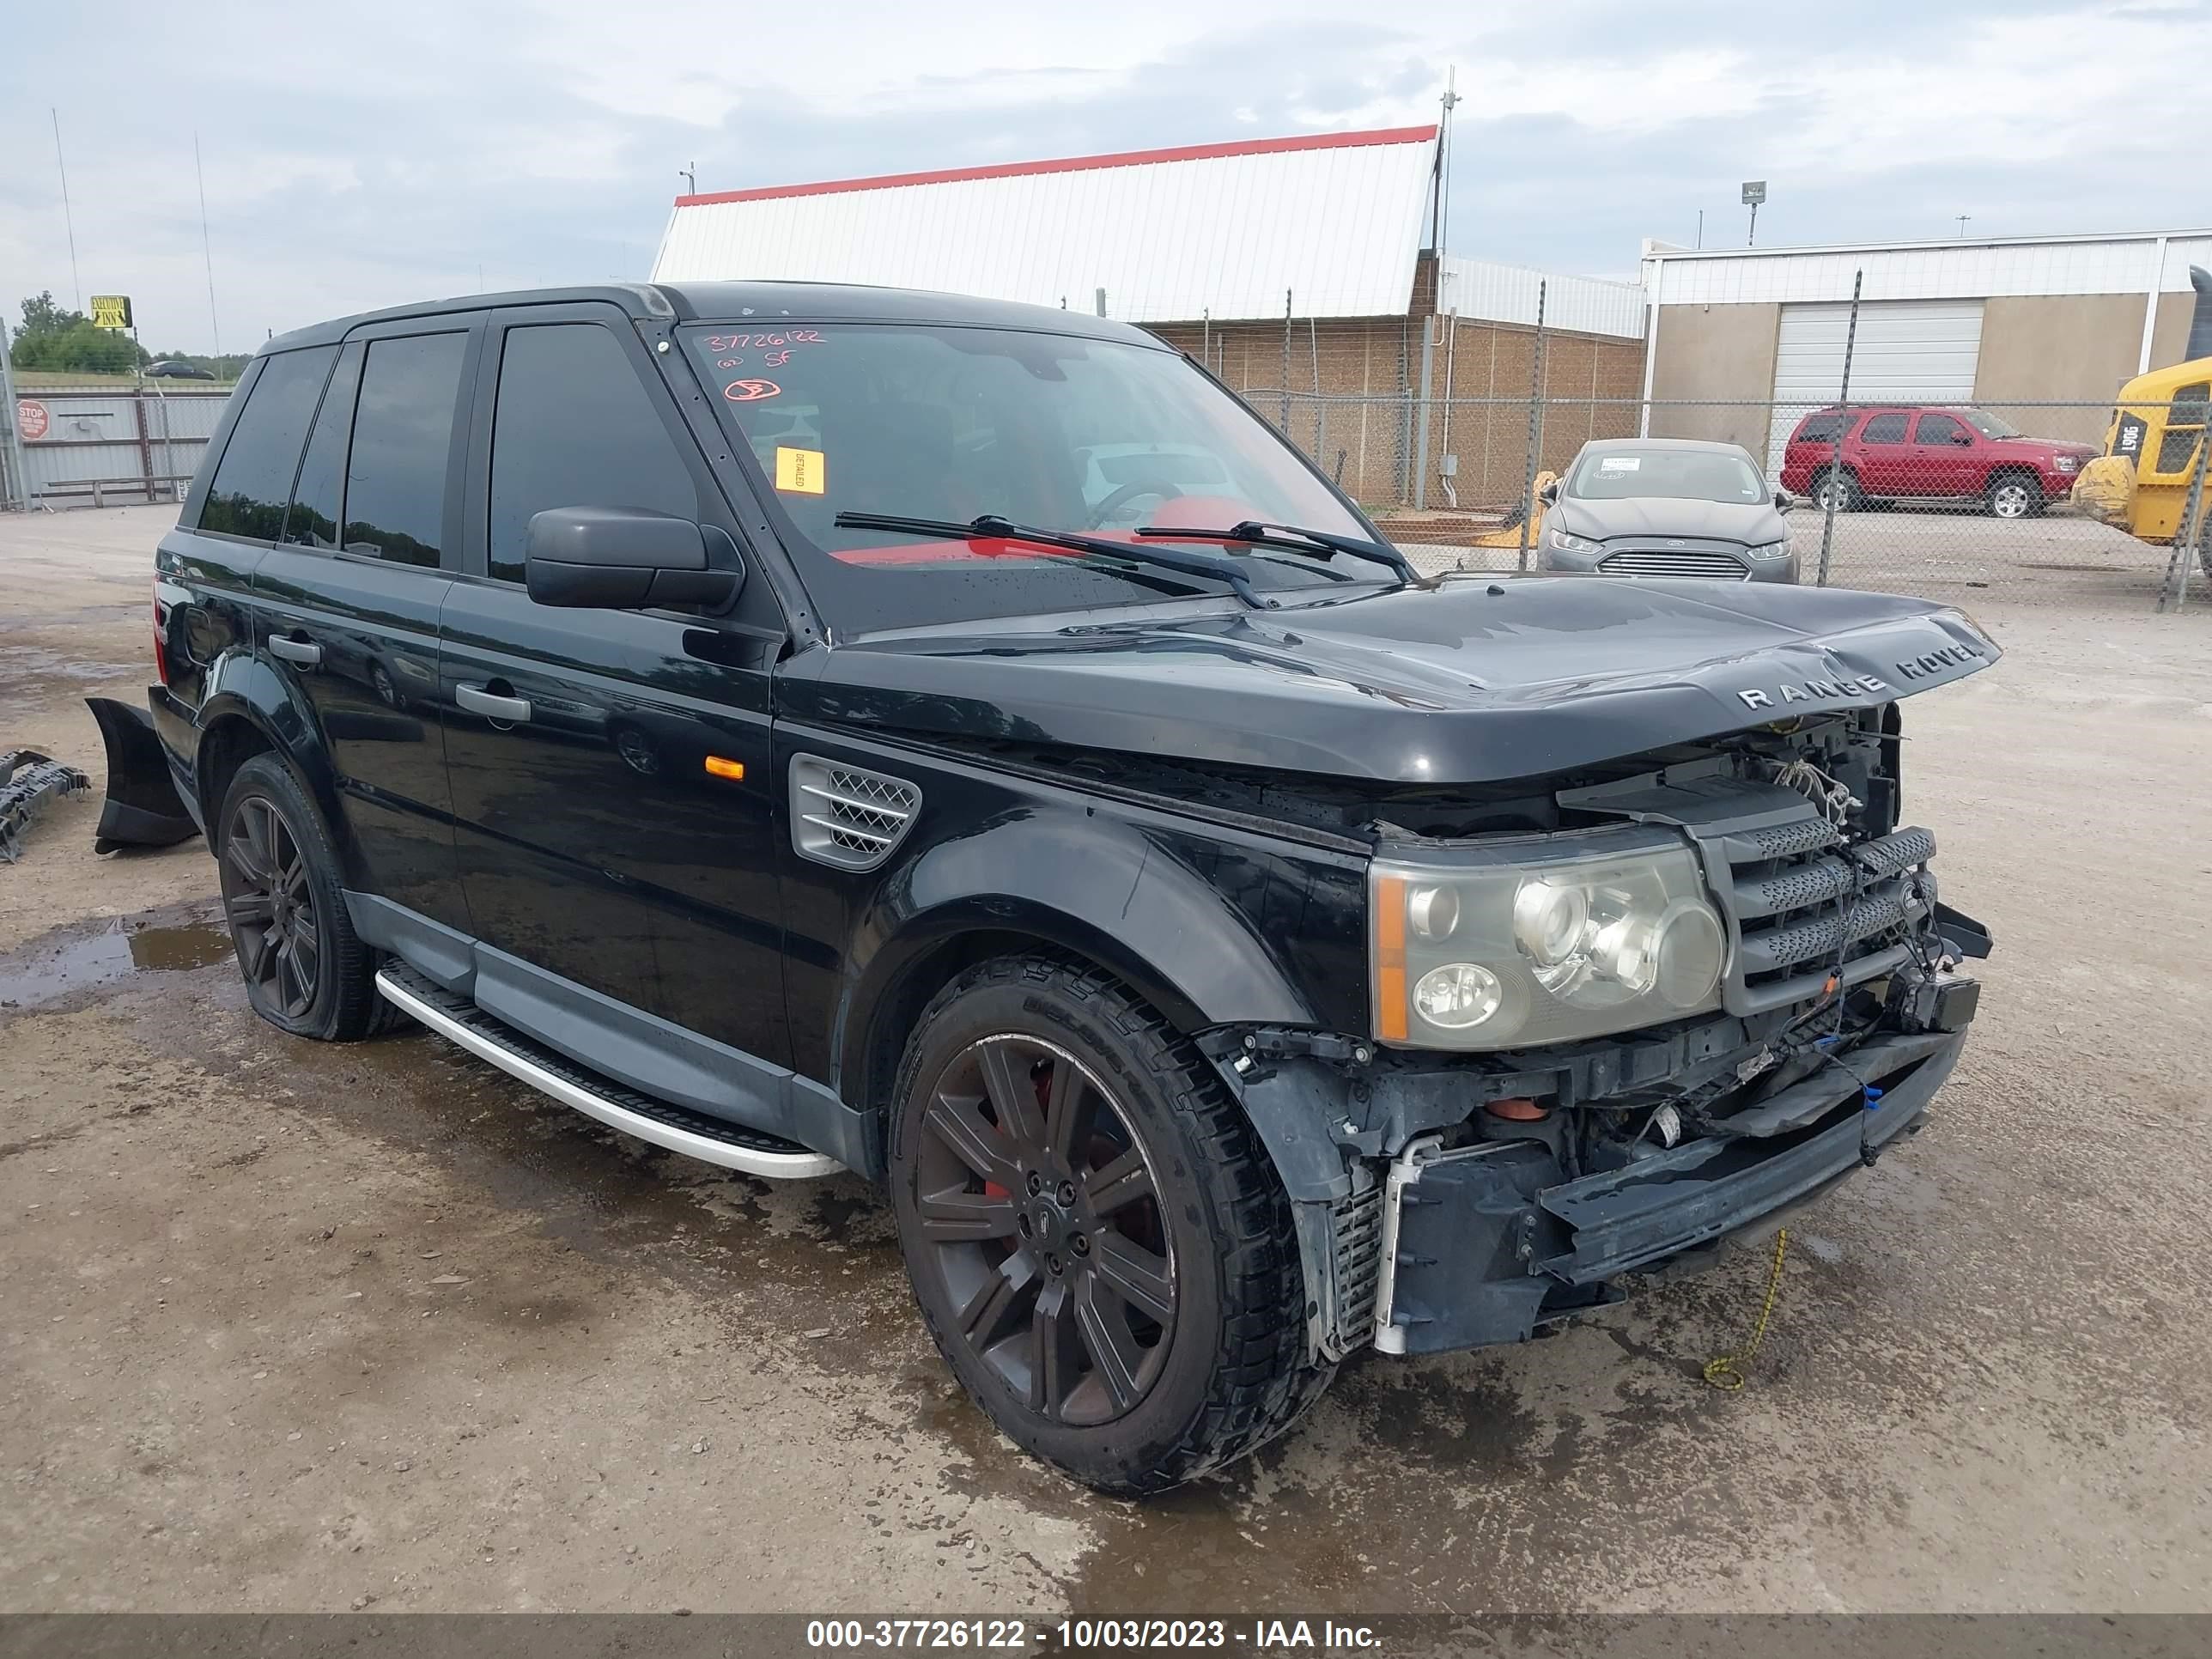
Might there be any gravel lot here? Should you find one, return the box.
[4,507,2209,1615]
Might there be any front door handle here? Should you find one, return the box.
[268,634,322,668]
[456,683,532,724]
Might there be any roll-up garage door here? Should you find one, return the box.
[1765,301,1984,476]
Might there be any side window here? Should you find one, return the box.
[1796,411,1844,442]
[2155,382,2209,476]
[280,342,365,549]
[1861,413,1909,444]
[197,348,336,541]
[343,332,469,567]
[1914,413,1969,446]
[487,323,700,583]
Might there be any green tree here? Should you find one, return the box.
[10,317,145,375]
[18,291,85,340]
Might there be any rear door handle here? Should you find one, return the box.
[456,683,532,723]
[269,634,323,668]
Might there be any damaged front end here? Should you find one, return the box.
[1210,704,1991,1362]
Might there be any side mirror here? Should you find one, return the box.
[1538,481,1559,506]
[1774,490,1792,510]
[525,507,742,611]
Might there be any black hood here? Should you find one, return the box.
[1553,494,1788,545]
[781,576,1999,785]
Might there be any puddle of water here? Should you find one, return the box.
[0,908,232,1011]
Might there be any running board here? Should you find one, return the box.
[374,965,842,1180]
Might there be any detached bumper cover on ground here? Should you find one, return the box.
[82,696,199,855]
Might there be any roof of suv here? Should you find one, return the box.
[262,281,1164,356]
[1797,404,1983,417]
[1577,436,1758,455]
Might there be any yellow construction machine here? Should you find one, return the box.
[2071,268,2212,572]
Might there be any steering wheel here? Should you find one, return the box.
[1085,479,1185,529]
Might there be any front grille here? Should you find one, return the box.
[1599,548,1751,580]
[1716,820,1936,1012]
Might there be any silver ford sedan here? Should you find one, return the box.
[1539,438,1799,582]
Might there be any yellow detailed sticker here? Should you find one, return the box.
[775,447,826,495]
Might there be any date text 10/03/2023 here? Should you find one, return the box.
[802,1619,1383,1650]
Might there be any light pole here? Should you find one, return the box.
[679,163,697,195]
[1741,179,1766,246]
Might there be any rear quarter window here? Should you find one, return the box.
[340,333,469,567]
[197,348,337,541]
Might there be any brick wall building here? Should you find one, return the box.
[1146,255,1648,512]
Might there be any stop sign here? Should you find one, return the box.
[16,398,49,442]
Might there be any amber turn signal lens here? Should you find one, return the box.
[703,756,745,781]
[1373,874,1408,1042]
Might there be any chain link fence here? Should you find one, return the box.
[1232,389,2210,612]
[8,317,2204,615]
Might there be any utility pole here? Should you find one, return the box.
[1431,70,1460,258]
[1954,215,1971,238]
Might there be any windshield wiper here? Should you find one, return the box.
[833,512,1278,610]
[1134,520,1419,586]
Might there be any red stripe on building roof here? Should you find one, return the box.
[672,125,1439,209]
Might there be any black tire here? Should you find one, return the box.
[1811,466,1863,513]
[216,752,396,1041]
[1985,471,2043,520]
[889,956,1332,1495]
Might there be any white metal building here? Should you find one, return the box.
[1638,228,2212,459]
[654,127,1441,324]
[1437,257,1643,341]
[653,127,1645,341]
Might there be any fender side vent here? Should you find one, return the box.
[789,754,921,872]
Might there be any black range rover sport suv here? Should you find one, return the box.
[95,281,1996,1494]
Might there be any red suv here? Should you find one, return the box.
[1779,405,2095,519]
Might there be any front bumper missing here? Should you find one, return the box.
[1372,1029,1964,1355]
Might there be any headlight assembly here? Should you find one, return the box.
[1370,830,1729,1049]
[1745,540,1792,560]
[1546,526,1601,555]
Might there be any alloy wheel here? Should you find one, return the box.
[912,1035,1176,1426]
[1990,483,2032,519]
[220,795,320,1022]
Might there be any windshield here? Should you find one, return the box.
[1960,408,2021,439]
[1565,447,1768,504]
[683,323,1372,629]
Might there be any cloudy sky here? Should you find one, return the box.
[2,0,2205,355]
